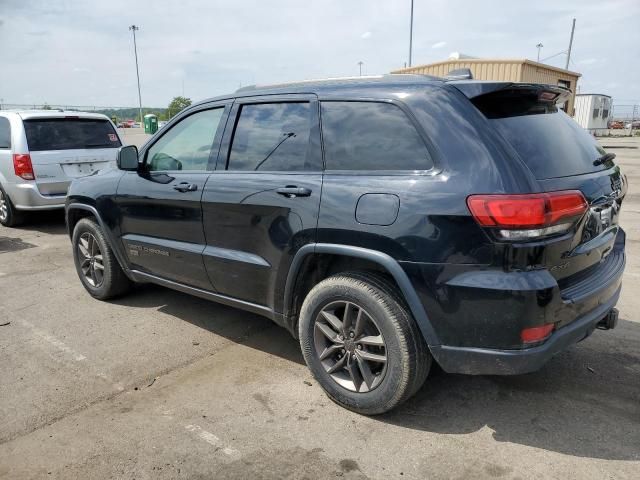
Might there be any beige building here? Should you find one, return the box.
[392,59,581,115]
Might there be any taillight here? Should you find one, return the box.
[521,324,554,344]
[13,154,35,180]
[467,190,587,240]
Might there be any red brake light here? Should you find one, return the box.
[13,154,35,180]
[521,324,554,344]
[467,191,587,229]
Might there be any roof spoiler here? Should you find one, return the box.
[448,80,572,104]
[445,68,474,80]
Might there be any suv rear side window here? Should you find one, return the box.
[0,118,10,149]
[228,102,313,171]
[23,118,121,151]
[321,101,432,171]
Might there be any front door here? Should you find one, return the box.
[115,103,230,290]
[201,95,323,311]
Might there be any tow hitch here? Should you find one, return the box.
[596,308,619,330]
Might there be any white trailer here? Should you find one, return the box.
[574,94,612,133]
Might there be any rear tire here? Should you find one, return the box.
[72,218,132,300]
[0,186,25,228]
[299,272,431,415]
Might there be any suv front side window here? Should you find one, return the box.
[227,102,313,171]
[146,108,224,172]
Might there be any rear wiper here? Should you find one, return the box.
[593,152,616,166]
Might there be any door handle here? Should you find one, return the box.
[173,182,198,192]
[276,186,312,198]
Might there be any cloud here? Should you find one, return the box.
[431,41,447,49]
[361,31,372,39]
[577,58,598,65]
[73,67,91,73]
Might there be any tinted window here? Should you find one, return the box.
[0,118,10,149]
[321,102,432,171]
[147,108,223,171]
[23,118,121,151]
[228,102,312,171]
[491,110,607,179]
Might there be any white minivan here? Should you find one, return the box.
[0,110,123,227]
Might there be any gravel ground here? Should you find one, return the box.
[0,137,638,479]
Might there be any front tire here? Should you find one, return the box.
[72,218,132,300]
[299,272,431,415]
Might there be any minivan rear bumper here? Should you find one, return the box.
[3,182,66,210]
[430,287,621,375]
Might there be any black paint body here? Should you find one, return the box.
[66,75,626,374]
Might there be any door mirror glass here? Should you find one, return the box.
[117,145,139,171]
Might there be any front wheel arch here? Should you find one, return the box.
[66,203,131,277]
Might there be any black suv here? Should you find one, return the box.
[66,75,626,414]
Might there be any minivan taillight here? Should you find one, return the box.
[467,191,588,240]
[13,154,35,180]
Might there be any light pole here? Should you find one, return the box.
[129,25,143,124]
[536,43,543,62]
[357,61,364,76]
[408,0,414,67]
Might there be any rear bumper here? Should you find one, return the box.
[3,182,66,210]
[430,287,621,375]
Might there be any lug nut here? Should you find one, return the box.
[357,345,362,350]
[349,332,355,338]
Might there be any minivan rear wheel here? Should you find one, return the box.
[0,187,24,227]
[298,272,431,415]
[72,218,132,299]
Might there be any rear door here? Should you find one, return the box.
[115,103,230,290]
[22,116,122,195]
[201,95,322,311]
[468,84,626,321]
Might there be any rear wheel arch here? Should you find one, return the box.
[283,244,440,346]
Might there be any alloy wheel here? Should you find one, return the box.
[77,232,104,287]
[313,301,388,393]
[0,190,7,223]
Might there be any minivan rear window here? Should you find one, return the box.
[23,118,121,151]
[473,92,609,179]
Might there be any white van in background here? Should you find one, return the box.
[0,111,123,227]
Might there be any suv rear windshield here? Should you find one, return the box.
[24,118,121,151]
[474,91,608,179]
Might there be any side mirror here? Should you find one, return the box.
[117,145,139,171]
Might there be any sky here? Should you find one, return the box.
[1,0,639,110]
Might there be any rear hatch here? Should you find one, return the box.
[457,82,626,321]
[22,116,121,196]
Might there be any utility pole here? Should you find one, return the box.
[408,0,414,67]
[129,25,143,124]
[357,61,364,76]
[536,43,544,62]
[565,18,576,70]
